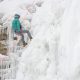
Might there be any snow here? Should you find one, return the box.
[0,0,80,80]
[15,0,69,80]
[0,0,35,14]
[58,0,80,80]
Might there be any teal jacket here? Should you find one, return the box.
[12,18,21,32]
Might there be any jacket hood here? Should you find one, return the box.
[14,14,20,19]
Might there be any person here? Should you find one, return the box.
[12,14,32,46]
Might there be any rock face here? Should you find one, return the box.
[0,26,8,55]
[0,42,7,55]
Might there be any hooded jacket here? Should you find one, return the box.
[12,17,21,32]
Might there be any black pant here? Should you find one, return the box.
[15,30,32,44]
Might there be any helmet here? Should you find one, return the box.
[14,14,20,18]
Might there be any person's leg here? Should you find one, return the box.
[21,30,32,39]
[20,33,28,46]
[19,33,26,45]
[12,30,16,40]
[16,32,26,46]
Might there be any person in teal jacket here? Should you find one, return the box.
[12,14,21,32]
[12,14,32,46]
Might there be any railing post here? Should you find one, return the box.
[7,26,13,55]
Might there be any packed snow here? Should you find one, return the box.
[0,0,80,80]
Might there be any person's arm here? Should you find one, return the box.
[17,20,21,32]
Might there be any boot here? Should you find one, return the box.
[13,37,17,40]
[23,41,27,47]
[30,37,33,41]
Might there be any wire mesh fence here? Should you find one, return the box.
[0,57,18,80]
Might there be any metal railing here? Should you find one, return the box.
[0,57,18,80]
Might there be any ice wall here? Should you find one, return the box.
[1,0,80,80]
[16,0,67,80]
[58,0,80,80]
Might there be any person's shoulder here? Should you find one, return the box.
[13,19,19,21]
[12,19,17,24]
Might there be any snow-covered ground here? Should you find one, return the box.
[0,0,80,80]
